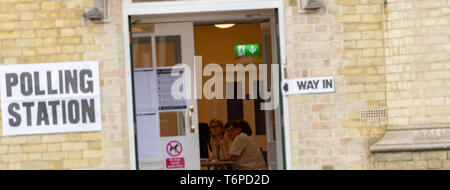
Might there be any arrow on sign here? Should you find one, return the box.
[283,83,289,93]
[249,46,257,54]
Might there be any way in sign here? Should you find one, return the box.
[297,79,333,90]
[283,77,334,95]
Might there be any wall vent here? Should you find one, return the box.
[360,109,386,119]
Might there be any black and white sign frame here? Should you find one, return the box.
[282,77,335,96]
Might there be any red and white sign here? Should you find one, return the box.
[166,140,183,157]
[166,157,185,169]
[163,137,186,170]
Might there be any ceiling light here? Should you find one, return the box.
[214,24,235,29]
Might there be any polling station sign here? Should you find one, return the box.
[0,61,102,136]
[282,77,335,95]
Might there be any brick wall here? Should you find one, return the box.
[373,151,450,170]
[285,0,387,169]
[335,0,388,170]
[384,0,450,128]
[371,0,450,169]
[0,0,129,169]
[285,0,450,170]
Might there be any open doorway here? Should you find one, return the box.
[194,21,280,170]
[130,9,283,170]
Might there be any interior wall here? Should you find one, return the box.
[194,23,268,150]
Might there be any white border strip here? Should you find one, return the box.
[123,0,137,170]
[127,0,279,15]
[276,1,292,170]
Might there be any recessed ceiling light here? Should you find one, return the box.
[214,24,235,29]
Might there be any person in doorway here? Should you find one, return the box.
[221,120,267,170]
[208,119,230,161]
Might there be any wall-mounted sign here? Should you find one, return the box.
[234,44,260,57]
[282,77,334,95]
[0,61,102,136]
[163,137,186,170]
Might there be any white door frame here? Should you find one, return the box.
[122,0,292,170]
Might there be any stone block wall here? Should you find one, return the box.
[383,0,450,128]
[285,0,387,170]
[285,0,450,170]
[373,151,450,170]
[0,0,130,169]
[370,0,450,169]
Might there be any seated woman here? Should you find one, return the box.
[220,120,267,170]
[208,119,230,160]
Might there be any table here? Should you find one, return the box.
[201,160,234,170]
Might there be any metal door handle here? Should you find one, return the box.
[189,106,195,133]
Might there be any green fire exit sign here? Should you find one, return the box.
[234,44,260,57]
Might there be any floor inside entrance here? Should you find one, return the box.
[194,23,276,170]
